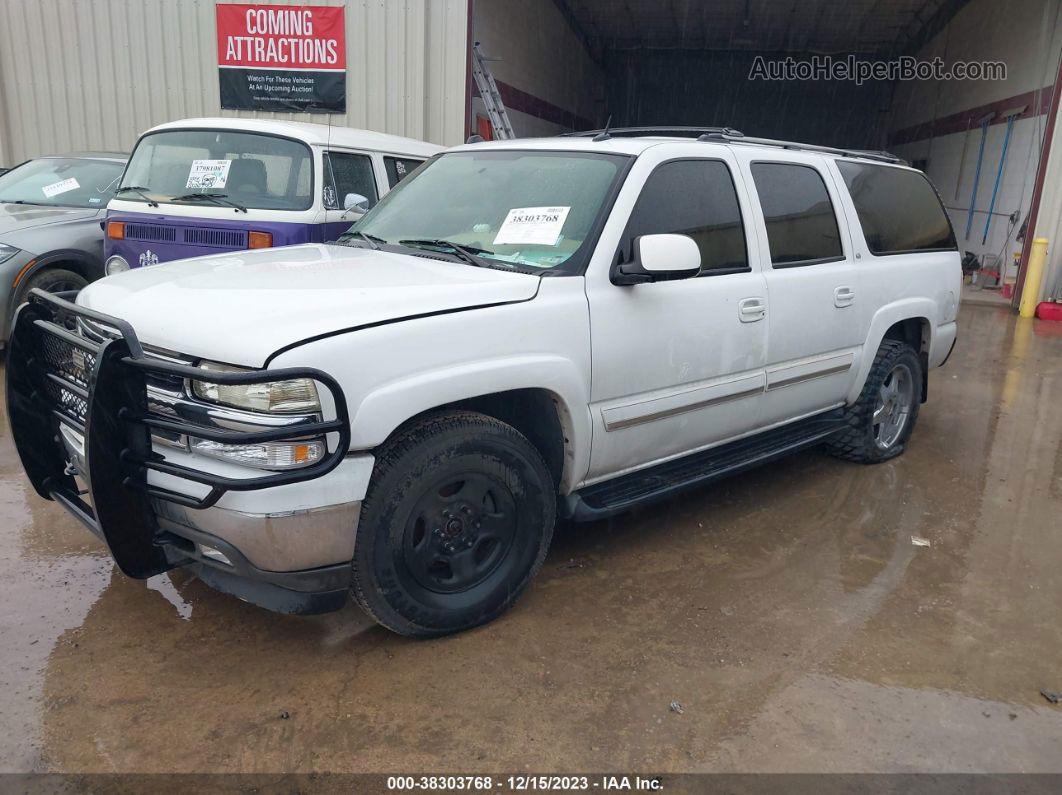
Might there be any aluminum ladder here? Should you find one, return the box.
[471,41,515,140]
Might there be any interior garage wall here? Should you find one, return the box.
[472,0,604,136]
[0,0,469,166]
[887,0,1062,269]
[603,50,893,148]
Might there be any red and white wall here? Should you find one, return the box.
[887,0,1062,299]
[471,0,603,138]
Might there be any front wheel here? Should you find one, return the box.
[352,411,556,637]
[827,339,922,463]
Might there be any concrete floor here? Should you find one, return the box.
[1,304,1061,775]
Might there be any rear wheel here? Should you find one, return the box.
[827,339,922,463]
[352,411,556,637]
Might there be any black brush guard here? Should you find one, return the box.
[5,289,351,579]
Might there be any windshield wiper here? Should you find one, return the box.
[398,238,501,267]
[114,186,159,207]
[170,193,247,214]
[336,230,385,249]
[0,199,49,206]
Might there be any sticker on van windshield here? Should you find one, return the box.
[493,206,571,246]
[41,177,80,198]
[186,159,231,190]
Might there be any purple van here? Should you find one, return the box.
[104,118,441,274]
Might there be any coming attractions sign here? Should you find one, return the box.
[216,3,346,113]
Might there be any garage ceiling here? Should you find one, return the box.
[559,0,971,55]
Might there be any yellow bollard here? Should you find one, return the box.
[1019,238,1049,318]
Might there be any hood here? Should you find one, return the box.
[0,203,101,242]
[77,244,541,365]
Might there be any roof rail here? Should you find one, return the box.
[562,126,745,140]
[559,126,903,164]
[731,136,903,164]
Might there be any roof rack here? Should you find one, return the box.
[560,126,903,164]
[562,126,744,140]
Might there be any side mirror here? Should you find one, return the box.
[612,233,701,285]
[342,192,370,216]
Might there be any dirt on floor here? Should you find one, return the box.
[1,304,1061,775]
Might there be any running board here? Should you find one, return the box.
[562,409,847,522]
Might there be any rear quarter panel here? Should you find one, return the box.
[824,159,962,404]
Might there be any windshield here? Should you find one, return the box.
[0,158,124,208]
[347,150,629,272]
[120,129,313,210]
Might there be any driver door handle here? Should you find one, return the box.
[739,297,767,322]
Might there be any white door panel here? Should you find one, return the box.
[735,152,870,425]
[586,272,768,480]
[583,149,769,484]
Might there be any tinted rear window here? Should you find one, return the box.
[836,161,957,255]
[751,162,843,266]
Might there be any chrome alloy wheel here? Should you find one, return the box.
[873,362,914,450]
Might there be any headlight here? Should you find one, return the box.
[190,437,325,470]
[105,255,129,275]
[0,243,21,264]
[191,361,321,414]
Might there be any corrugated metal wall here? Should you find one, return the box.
[0,0,469,165]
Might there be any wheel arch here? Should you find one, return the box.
[388,389,572,493]
[14,249,101,291]
[848,300,936,405]
[4,250,102,343]
[344,355,591,495]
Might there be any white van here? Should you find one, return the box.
[104,117,441,271]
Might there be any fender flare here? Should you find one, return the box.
[846,298,936,405]
[346,354,592,492]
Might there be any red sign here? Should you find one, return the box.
[216,4,346,71]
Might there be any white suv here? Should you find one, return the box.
[7,128,960,637]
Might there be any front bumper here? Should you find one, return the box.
[5,289,357,615]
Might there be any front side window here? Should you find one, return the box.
[751,162,843,267]
[348,150,629,273]
[324,152,378,210]
[120,129,313,210]
[836,161,957,254]
[384,157,424,188]
[0,158,124,208]
[622,160,748,273]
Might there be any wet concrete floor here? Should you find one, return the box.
[1,304,1061,774]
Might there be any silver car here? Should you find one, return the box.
[0,152,128,344]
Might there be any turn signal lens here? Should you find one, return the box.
[106,221,125,240]
[248,231,273,249]
[190,438,325,470]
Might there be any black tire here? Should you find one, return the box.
[827,339,922,464]
[352,410,556,638]
[20,268,87,300]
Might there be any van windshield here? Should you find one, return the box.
[119,129,313,210]
[346,150,629,272]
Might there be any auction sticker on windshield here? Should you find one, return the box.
[41,178,80,198]
[186,159,232,190]
[493,206,570,246]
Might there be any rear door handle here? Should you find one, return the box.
[834,286,855,308]
[739,297,766,322]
